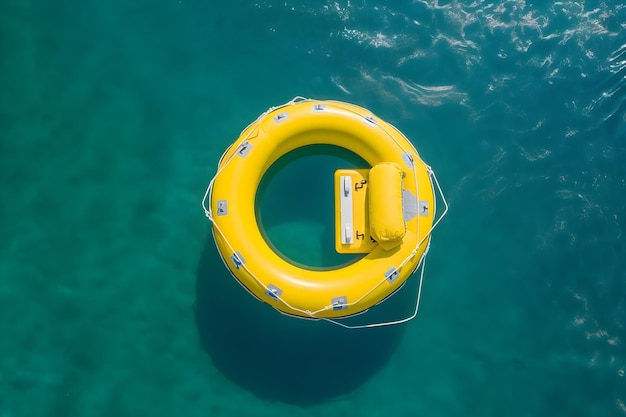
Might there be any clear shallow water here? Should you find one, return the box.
[1,0,625,416]
[257,144,367,268]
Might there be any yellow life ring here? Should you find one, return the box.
[202,97,446,321]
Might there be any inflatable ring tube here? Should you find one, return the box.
[207,98,435,319]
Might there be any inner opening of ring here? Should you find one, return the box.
[255,144,369,269]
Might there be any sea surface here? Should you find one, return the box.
[1,0,625,416]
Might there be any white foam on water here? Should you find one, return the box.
[319,0,624,127]
[330,75,351,95]
[380,76,469,107]
[340,28,401,48]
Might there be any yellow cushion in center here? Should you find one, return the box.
[368,162,405,250]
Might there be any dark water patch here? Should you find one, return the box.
[194,234,407,406]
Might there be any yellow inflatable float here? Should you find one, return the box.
[202,97,447,325]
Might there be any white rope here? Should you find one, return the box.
[323,245,430,329]
[201,97,448,326]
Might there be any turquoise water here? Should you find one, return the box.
[1,0,625,415]
[257,144,367,268]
